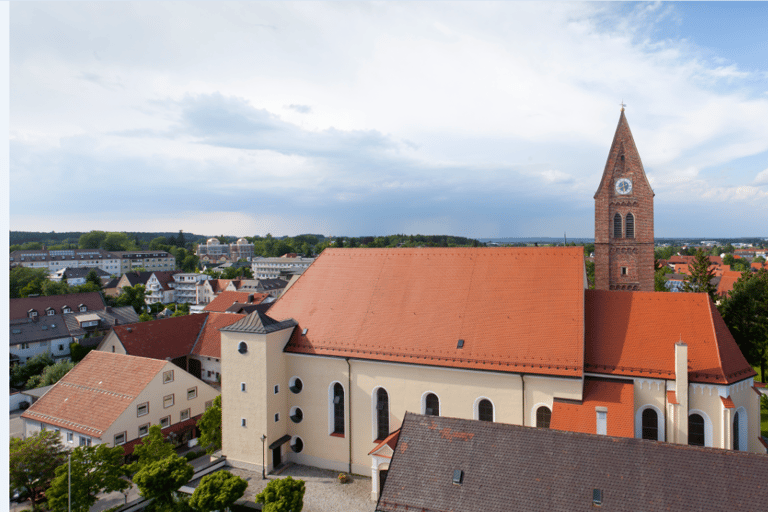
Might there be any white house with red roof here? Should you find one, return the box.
[21,351,219,455]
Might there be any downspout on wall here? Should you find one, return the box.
[346,357,352,474]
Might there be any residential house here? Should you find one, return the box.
[203,291,270,314]
[234,279,287,298]
[10,249,122,275]
[144,271,182,305]
[172,273,212,305]
[97,312,244,385]
[376,413,768,511]
[112,251,176,274]
[50,266,111,286]
[196,238,254,264]
[20,351,219,455]
[195,279,235,306]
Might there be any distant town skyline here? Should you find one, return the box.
[9,2,768,238]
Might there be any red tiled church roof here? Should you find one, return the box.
[585,290,755,384]
[550,377,634,437]
[271,247,586,377]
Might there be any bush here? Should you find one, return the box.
[184,451,203,462]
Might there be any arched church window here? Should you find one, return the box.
[641,408,658,440]
[613,213,622,238]
[733,411,740,451]
[625,213,635,239]
[536,406,551,428]
[688,414,705,446]
[478,399,493,422]
[425,393,440,416]
[376,388,389,440]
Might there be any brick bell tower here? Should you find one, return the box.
[594,107,654,291]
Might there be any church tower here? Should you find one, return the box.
[594,107,654,291]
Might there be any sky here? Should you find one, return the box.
[8,1,768,239]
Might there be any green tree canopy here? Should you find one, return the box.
[11,353,55,388]
[10,430,67,510]
[129,425,176,473]
[255,476,305,512]
[197,395,222,454]
[754,255,766,264]
[10,267,49,298]
[26,360,74,389]
[47,444,130,512]
[655,266,673,292]
[86,269,103,289]
[115,284,147,314]
[189,470,248,512]
[79,231,108,249]
[719,268,768,381]
[682,249,717,302]
[133,454,194,508]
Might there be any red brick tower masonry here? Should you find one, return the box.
[594,108,654,291]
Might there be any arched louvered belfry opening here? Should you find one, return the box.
[613,213,623,238]
[625,213,635,238]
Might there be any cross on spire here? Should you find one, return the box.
[620,100,626,111]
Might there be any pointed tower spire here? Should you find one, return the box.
[593,108,655,291]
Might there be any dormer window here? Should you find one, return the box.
[28,310,38,318]
[79,305,87,312]
[62,306,71,314]
[46,308,55,316]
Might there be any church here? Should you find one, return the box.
[218,110,763,501]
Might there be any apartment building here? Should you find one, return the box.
[251,254,315,279]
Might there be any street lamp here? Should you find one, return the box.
[260,434,267,480]
[68,453,71,512]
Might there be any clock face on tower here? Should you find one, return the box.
[615,178,633,195]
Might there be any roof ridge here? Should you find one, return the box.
[705,295,726,380]
[189,312,209,355]
[60,381,135,400]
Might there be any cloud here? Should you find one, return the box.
[754,168,768,186]
[287,104,311,114]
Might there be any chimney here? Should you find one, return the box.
[674,341,688,444]
[105,306,112,313]
[114,318,119,326]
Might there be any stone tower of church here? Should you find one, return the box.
[594,108,654,291]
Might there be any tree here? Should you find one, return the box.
[720,269,768,382]
[754,255,766,264]
[11,353,55,388]
[255,476,305,512]
[724,253,736,267]
[133,454,194,509]
[47,444,130,512]
[585,260,595,289]
[86,269,102,289]
[129,425,176,473]
[9,430,67,510]
[79,231,107,249]
[197,395,222,454]
[682,249,717,302]
[139,312,153,322]
[41,279,72,296]
[189,470,248,512]
[115,284,147,314]
[69,341,95,363]
[26,360,74,389]
[655,266,673,292]
[10,267,48,298]
[103,232,136,251]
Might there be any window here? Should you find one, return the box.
[67,432,73,443]
[536,406,551,428]
[137,402,149,417]
[291,407,303,423]
[241,382,246,392]
[58,344,64,351]
[163,394,174,408]
[79,305,87,312]
[641,408,658,440]
[332,383,345,435]
[596,409,607,435]
[238,341,248,354]
[625,213,635,238]
[180,409,190,421]
[376,388,390,440]
[20,343,30,350]
[163,370,174,383]
[688,414,705,446]
[274,384,279,394]
[290,377,303,393]
[613,213,622,238]
[241,418,247,427]
[139,424,149,437]
[291,437,304,453]
[114,432,126,445]
[187,387,197,400]
[478,399,493,422]
[46,309,55,316]
[160,416,170,428]
[621,267,628,276]
[79,436,92,447]
[425,393,440,416]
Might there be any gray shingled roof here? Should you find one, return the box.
[62,267,111,279]
[378,412,768,512]
[10,316,71,345]
[220,310,296,334]
[62,306,140,337]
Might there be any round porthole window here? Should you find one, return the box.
[289,377,303,393]
[238,341,248,354]
[291,437,304,453]
[290,407,303,423]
